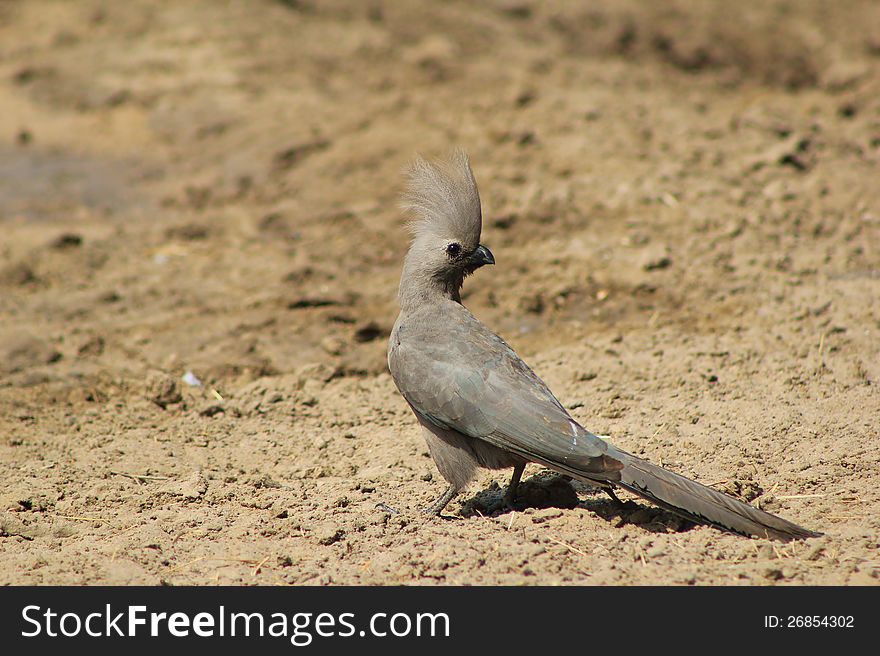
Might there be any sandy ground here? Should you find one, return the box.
[1,0,879,586]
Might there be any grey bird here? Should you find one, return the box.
[387,150,820,542]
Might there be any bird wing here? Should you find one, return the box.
[389,307,623,479]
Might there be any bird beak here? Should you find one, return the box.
[470,244,495,267]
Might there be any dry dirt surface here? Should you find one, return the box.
[1,0,879,586]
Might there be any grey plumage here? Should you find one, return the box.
[388,151,820,542]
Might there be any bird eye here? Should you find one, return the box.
[445,242,462,258]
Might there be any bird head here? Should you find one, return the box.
[398,150,494,304]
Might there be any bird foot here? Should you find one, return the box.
[502,490,520,511]
[375,502,401,514]
[422,484,458,517]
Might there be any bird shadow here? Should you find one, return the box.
[459,471,698,536]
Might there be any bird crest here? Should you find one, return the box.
[401,149,483,249]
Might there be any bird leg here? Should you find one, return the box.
[604,488,623,506]
[424,484,458,516]
[502,462,526,509]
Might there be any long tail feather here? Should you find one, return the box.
[598,448,821,541]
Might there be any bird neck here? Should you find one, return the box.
[398,256,463,311]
